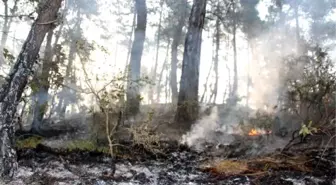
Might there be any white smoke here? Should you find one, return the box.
[181,106,237,150]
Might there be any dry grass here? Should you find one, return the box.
[201,153,313,177]
[16,136,43,149]
[250,154,312,172]
[204,160,248,176]
[127,122,163,154]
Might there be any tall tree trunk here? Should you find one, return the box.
[0,0,19,67]
[294,1,300,54]
[170,0,188,104]
[165,68,169,103]
[223,63,231,103]
[31,22,63,132]
[175,0,207,126]
[120,10,136,108]
[126,0,147,115]
[31,30,54,133]
[58,10,81,117]
[1,0,19,46]
[246,41,251,107]
[223,35,231,104]
[124,10,137,73]
[149,0,163,104]
[0,0,62,178]
[156,38,170,102]
[1,0,9,46]
[200,59,213,103]
[0,0,9,67]
[213,6,220,104]
[230,3,238,105]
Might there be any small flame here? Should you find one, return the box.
[248,128,260,136]
[248,128,272,136]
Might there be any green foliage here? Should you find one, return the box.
[16,136,43,149]
[3,48,15,65]
[67,140,110,153]
[299,121,318,137]
[284,46,336,120]
[248,111,273,130]
[67,140,96,151]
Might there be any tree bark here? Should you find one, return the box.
[0,0,62,178]
[126,0,147,115]
[175,0,207,125]
[170,0,188,104]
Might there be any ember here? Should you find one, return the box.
[248,128,259,136]
[248,128,272,136]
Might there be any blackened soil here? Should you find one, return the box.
[9,140,336,185]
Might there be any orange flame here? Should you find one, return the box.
[248,128,260,136]
[248,128,272,136]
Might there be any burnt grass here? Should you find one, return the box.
[13,138,336,185]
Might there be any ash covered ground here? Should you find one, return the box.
[7,105,336,185]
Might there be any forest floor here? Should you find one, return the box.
[8,106,336,185]
[8,132,336,185]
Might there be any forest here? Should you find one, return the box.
[0,0,335,184]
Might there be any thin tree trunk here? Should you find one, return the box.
[246,41,251,107]
[59,10,81,117]
[30,21,63,132]
[124,10,136,73]
[18,99,27,131]
[156,38,170,102]
[1,0,9,46]
[120,10,136,107]
[165,68,169,103]
[231,3,238,105]
[1,0,19,45]
[213,5,220,104]
[294,1,300,54]
[170,0,188,104]
[200,59,213,103]
[126,0,147,115]
[0,0,62,178]
[149,0,163,104]
[175,0,207,125]
[223,63,231,104]
[222,34,231,104]
[31,30,54,133]
[0,0,9,66]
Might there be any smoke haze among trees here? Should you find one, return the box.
[0,0,335,181]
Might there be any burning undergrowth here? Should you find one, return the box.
[181,106,287,156]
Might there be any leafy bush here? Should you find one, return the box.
[282,46,336,127]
